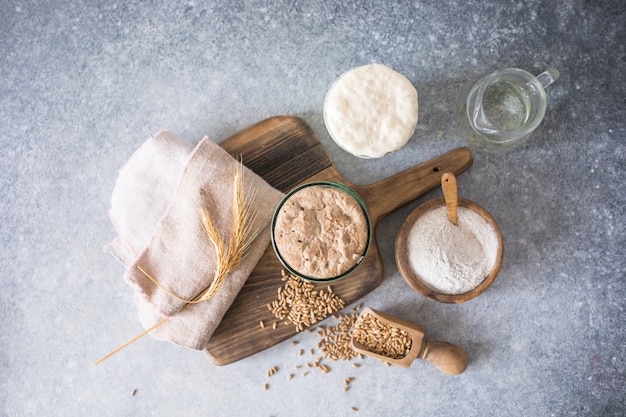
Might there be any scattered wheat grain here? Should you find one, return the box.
[267,272,346,332]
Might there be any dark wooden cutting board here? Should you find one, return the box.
[205,115,472,365]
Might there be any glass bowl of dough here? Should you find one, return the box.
[323,63,419,158]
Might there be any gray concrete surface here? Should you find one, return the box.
[1,1,624,416]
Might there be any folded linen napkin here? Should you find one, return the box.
[107,131,284,349]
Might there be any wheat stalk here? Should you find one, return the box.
[197,161,259,301]
[95,160,258,365]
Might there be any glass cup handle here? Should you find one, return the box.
[536,68,560,89]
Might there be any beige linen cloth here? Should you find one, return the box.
[107,131,284,350]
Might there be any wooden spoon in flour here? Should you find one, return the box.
[441,172,458,225]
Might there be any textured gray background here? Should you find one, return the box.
[1,1,624,416]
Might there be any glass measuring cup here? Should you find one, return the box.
[458,67,560,151]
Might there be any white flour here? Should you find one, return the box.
[407,206,499,295]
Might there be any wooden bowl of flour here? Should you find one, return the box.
[395,198,503,303]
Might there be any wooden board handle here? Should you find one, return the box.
[355,147,472,223]
[420,340,469,375]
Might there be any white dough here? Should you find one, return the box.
[323,64,418,158]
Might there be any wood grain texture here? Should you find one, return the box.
[205,115,473,365]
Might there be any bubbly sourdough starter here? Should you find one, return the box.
[273,185,369,279]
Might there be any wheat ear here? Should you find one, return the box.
[197,160,259,301]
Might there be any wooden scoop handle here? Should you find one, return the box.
[420,339,469,375]
[441,172,458,225]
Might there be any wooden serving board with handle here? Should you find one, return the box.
[205,115,472,365]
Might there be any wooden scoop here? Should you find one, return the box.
[441,172,458,225]
[350,308,469,375]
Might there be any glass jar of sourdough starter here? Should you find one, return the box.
[271,182,371,283]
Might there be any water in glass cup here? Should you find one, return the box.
[459,67,559,151]
[481,78,532,132]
